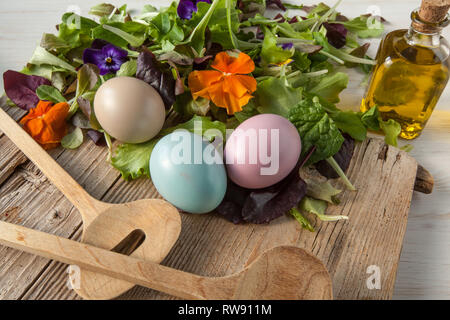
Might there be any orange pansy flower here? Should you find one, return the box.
[20,100,70,150]
[188,51,257,115]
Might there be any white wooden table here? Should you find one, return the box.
[0,0,449,299]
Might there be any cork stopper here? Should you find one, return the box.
[418,0,450,23]
[411,0,450,33]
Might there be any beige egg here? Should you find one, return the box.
[94,77,166,143]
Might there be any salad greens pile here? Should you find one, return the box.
[2,0,403,229]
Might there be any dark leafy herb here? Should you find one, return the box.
[288,96,344,165]
[360,106,380,131]
[316,133,354,179]
[330,110,367,141]
[136,50,176,109]
[3,70,51,110]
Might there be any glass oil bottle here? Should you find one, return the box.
[361,0,450,139]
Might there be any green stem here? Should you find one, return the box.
[326,157,356,191]
[184,0,220,54]
[334,50,376,65]
[320,50,345,64]
[289,208,315,232]
[237,40,261,50]
[226,0,238,49]
[104,132,113,162]
[102,24,142,47]
[276,37,314,44]
[311,0,343,32]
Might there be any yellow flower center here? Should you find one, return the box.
[106,57,112,64]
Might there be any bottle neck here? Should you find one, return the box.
[406,26,442,48]
[406,8,448,48]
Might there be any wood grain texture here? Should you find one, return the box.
[0,107,184,300]
[0,0,449,300]
[0,221,333,300]
[0,116,418,300]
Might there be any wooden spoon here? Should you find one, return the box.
[0,221,333,300]
[0,108,182,299]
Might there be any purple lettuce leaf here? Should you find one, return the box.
[216,181,251,224]
[193,55,213,70]
[323,22,348,49]
[217,161,308,225]
[136,50,176,109]
[242,164,307,224]
[344,43,371,68]
[3,70,51,110]
[217,148,317,225]
[87,129,106,146]
[266,0,286,11]
[77,96,92,118]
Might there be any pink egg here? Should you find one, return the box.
[225,114,301,189]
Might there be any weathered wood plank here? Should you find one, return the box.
[0,126,120,299]
[0,106,28,185]
[18,139,417,300]
[0,137,28,186]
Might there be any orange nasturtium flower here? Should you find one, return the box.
[20,100,70,150]
[188,51,257,115]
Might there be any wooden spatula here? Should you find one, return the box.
[0,107,182,299]
[0,220,333,300]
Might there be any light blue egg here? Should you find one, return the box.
[150,131,227,214]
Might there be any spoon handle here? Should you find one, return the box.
[0,220,229,300]
[0,108,104,223]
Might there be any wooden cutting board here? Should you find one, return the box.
[123,137,420,300]
[0,104,429,299]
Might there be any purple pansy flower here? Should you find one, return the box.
[83,40,128,75]
[177,0,211,20]
[280,42,294,50]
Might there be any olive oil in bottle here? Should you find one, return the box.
[361,0,450,139]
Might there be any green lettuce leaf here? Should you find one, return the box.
[341,15,384,38]
[117,60,137,77]
[36,85,67,103]
[308,72,348,104]
[69,64,99,115]
[89,3,117,17]
[299,196,349,221]
[29,47,77,74]
[61,127,84,149]
[304,177,342,204]
[380,118,401,147]
[255,77,303,117]
[360,106,381,131]
[261,27,293,65]
[111,116,226,180]
[329,110,366,141]
[288,96,344,164]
